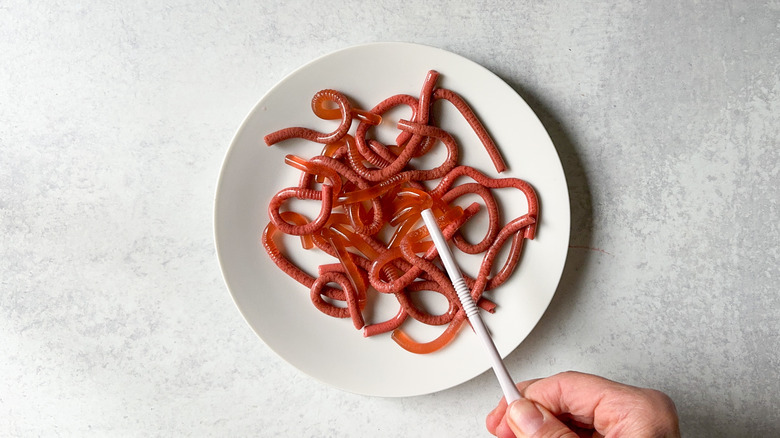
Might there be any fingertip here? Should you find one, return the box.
[485,407,500,434]
[486,402,509,435]
[495,414,517,438]
[506,399,545,436]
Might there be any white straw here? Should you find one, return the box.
[420,209,522,403]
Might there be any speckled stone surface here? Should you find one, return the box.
[1,1,778,436]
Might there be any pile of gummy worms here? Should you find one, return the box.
[262,70,538,354]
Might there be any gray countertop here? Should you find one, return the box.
[2,1,778,436]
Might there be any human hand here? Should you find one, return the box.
[485,371,680,438]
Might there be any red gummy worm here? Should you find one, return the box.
[261,70,538,354]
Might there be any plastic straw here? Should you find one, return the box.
[421,209,522,403]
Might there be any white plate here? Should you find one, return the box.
[214,42,569,397]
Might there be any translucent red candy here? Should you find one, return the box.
[261,71,538,354]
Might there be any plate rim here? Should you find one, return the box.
[213,41,570,397]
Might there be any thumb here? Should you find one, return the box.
[506,399,579,438]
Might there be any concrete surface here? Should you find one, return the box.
[2,1,778,436]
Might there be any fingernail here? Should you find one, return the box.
[507,399,544,436]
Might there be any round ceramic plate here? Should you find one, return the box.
[214,42,569,397]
